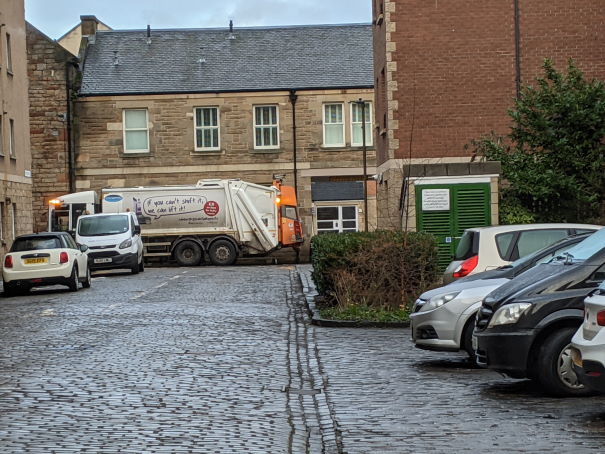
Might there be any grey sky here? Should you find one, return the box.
[25,0,372,39]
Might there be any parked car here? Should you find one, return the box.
[2,232,91,296]
[411,233,591,359]
[474,227,605,396]
[443,223,600,284]
[76,212,144,274]
[570,282,605,393]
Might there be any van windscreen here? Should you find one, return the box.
[78,215,129,236]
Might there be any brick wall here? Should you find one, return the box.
[375,0,605,165]
[27,24,75,232]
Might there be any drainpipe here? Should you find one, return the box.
[65,59,78,193]
[514,0,522,98]
[288,89,298,198]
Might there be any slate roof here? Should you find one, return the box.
[311,181,364,202]
[80,24,373,96]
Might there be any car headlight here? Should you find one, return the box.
[119,239,133,249]
[488,302,532,328]
[419,291,461,312]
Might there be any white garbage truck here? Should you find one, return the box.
[49,179,304,266]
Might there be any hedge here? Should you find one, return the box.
[310,231,439,310]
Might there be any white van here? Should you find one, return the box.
[76,212,144,274]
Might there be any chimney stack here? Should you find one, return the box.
[146,24,151,44]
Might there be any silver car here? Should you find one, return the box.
[412,233,591,359]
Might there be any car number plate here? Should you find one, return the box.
[472,334,478,351]
[94,258,112,264]
[24,257,49,265]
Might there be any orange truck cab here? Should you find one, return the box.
[273,180,304,248]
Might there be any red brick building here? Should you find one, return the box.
[373,0,605,261]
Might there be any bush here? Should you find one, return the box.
[311,231,439,311]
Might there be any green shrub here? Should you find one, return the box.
[310,231,439,310]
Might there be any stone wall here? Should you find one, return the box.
[26,23,76,232]
[74,88,377,239]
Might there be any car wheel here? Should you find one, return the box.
[82,265,92,288]
[139,256,145,272]
[208,239,237,266]
[536,327,592,397]
[174,241,202,266]
[68,265,79,292]
[462,317,477,364]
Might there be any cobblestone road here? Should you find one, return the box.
[1,265,605,453]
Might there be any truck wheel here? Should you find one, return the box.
[536,327,592,397]
[82,266,92,288]
[174,241,202,266]
[139,257,145,272]
[208,239,237,266]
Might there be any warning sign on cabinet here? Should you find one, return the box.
[422,189,450,211]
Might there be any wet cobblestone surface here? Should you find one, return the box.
[1,265,605,453]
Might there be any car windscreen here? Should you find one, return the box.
[553,228,603,263]
[78,215,129,236]
[454,231,477,260]
[10,237,61,252]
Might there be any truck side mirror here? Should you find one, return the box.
[79,244,89,253]
[134,225,141,235]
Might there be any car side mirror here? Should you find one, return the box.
[134,225,141,235]
[79,244,89,253]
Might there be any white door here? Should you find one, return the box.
[316,205,358,234]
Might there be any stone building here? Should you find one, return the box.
[26,23,78,233]
[373,0,604,264]
[0,0,33,250]
[73,20,376,242]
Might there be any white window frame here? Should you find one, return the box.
[6,33,12,73]
[351,102,373,147]
[122,109,150,153]
[322,103,345,147]
[9,119,15,158]
[316,205,359,234]
[194,107,220,151]
[254,105,280,150]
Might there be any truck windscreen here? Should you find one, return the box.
[78,215,129,236]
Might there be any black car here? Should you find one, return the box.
[474,228,605,396]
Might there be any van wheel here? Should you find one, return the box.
[208,240,237,266]
[130,256,140,275]
[3,282,14,297]
[139,257,145,272]
[68,265,79,292]
[174,241,202,266]
[536,327,592,397]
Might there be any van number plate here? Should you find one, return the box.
[94,258,112,264]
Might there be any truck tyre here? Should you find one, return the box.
[139,257,145,272]
[536,327,592,397]
[82,265,92,288]
[68,265,79,292]
[174,241,202,266]
[208,239,237,266]
[130,256,140,275]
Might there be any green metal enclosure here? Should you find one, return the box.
[415,183,492,269]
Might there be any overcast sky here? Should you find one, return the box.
[25,0,372,39]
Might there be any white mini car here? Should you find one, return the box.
[570,282,605,393]
[2,232,91,296]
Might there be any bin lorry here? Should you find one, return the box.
[48,179,304,266]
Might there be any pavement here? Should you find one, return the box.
[0,265,604,453]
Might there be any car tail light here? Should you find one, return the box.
[453,255,478,278]
[597,310,605,327]
[4,255,12,268]
[59,252,69,264]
